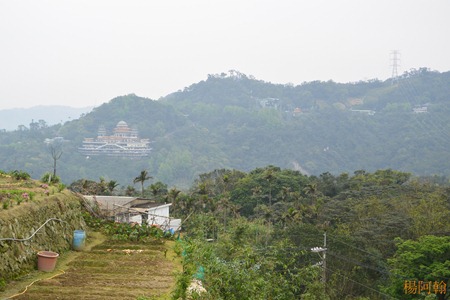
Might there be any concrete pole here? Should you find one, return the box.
[323,232,327,284]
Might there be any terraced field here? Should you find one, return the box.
[3,233,180,300]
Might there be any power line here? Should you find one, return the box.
[324,265,398,300]
[326,251,398,278]
[327,234,383,259]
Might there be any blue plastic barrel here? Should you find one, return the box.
[73,230,86,251]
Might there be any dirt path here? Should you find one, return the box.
[1,232,180,300]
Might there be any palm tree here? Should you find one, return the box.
[168,188,181,202]
[149,181,168,201]
[133,170,153,197]
[303,183,318,198]
[125,185,136,196]
[264,169,275,207]
[107,180,119,195]
[99,177,108,195]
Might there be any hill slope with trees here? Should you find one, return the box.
[169,167,450,299]
[0,68,448,188]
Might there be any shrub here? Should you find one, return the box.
[2,201,8,210]
[10,170,30,180]
[57,183,66,192]
[41,172,60,184]
[2,200,10,209]
[0,278,6,292]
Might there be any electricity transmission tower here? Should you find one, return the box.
[390,50,400,84]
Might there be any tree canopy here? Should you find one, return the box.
[0,70,449,188]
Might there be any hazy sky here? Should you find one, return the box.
[1,0,449,110]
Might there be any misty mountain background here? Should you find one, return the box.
[0,69,449,189]
[0,106,93,131]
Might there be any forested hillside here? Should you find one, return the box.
[0,69,449,299]
[0,68,449,188]
[170,167,450,299]
[162,69,450,178]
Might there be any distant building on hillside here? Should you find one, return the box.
[413,106,428,113]
[350,109,376,116]
[44,136,66,145]
[292,107,303,116]
[78,121,151,157]
[348,98,363,106]
[259,98,280,109]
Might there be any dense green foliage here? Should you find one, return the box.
[83,212,169,243]
[170,167,450,299]
[386,236,450,299]
[2,69,448,298]
[0,69,449,189]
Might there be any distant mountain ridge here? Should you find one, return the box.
[0,105,93,131]
[0,69,449,188]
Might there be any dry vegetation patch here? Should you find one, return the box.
[10,237,179,300]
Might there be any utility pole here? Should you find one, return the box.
[322,232,327,284]
[311,231,328,284]
[390,50,400,84]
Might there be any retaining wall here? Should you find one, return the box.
[0,190,86,282]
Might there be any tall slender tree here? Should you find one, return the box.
[48,140,63,180]
[133,170,153,197]
[264,169,275,207]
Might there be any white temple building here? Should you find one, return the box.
[78,121,151,157]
